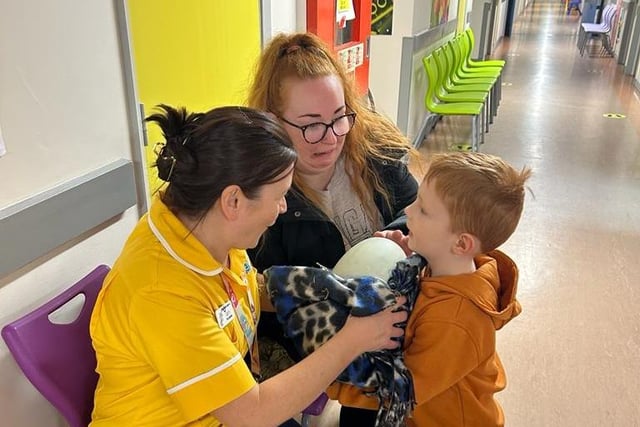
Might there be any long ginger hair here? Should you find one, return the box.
[248,32,417,219]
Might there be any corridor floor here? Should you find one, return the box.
[418,1,640,425]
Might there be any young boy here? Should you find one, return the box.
[330,152,532,427]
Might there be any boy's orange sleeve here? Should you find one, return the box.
[327,382,379,409]
[405,304,489,405]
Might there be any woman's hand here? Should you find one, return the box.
[339,296,408,354]
[373,230,412,256]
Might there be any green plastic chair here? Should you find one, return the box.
[464,28,505,68]
[442,42,497,122]
[443,41,496,86]
[450,40,498,81]
[461,29,505,115]
[447,40,500,121]
[422,53,484,151]
[432,48,491,134]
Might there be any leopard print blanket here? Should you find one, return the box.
[264,254,427,427]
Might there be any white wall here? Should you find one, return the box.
[369,1,418,122]
[0,3,135,209]
[369,0,462,136]
[493,0,509,52]
[263,0,306,41]
[412,0,431,34]
[0,1,140,425]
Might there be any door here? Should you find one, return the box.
[126,1,262,195]
[307,0,372,96]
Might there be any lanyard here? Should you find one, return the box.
[221,273,261,378]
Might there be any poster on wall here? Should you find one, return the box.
[431,0,450,28]
[337,0,356,27]
[371,0,394,35]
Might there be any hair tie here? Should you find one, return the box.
[279,43,305,58]
[237,107,254,124]
[154,142,177,182]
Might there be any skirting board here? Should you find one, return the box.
[0,159,136,278]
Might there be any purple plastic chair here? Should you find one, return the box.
[1,265,109,427]
[301,392,329,426]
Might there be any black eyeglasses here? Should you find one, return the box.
[279,112,357,144]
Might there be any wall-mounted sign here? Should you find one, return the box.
[336,0,356,27]
[338,42,365,72]
[431,0,450,28]
[372,0,394,35]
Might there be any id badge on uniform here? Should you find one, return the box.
[235,305,255,347]
[236,305,261,377]
[215,301,235,328]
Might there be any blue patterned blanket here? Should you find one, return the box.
[264,254,426,426]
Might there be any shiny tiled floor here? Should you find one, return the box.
[317,1,640,426]
[418,2,640,426]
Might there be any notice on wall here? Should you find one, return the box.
[372,0,394,35]
[336,0,356,26]
[0,125,6,158]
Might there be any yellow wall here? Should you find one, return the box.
[127,1,261,193]
[457,0,467,33]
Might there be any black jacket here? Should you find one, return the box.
[249,157,418,272]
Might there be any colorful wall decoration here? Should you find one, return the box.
[431,0,450,27]
[371,0,394,35]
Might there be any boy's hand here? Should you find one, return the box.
[373,230,412,256]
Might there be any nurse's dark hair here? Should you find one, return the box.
[146,104,296,219]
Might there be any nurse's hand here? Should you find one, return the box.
[340,296,408,353]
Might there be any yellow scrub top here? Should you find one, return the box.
[90,199,260,426]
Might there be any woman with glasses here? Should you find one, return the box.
[246,32,419,423]
[248,31,419,263]
[248,31,418,274]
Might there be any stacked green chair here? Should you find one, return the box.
[461,28,505,115]
[422,53,484,151]
[429,47,489,135]
[463,28,506,69]
[433,48,492,133]
[445,39,500,125]
[442,41,496,128]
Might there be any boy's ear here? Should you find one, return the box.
[220,185,242,220]
[453,233,479,255]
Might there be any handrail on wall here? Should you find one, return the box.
[0,159,136,279]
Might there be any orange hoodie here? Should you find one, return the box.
[328,250,521,426]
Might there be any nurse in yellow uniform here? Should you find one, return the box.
[89,105,407,427]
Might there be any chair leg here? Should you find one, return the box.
[580,32,589,56]
[485,101,490,134]
[471,115,479,151]
[497,74,502,109]
[490,85,497,123]
[603,35,614,56]
[301,414,310,427]
[577,27,583,49]
[478,107,489,144]
[577,30,583,53]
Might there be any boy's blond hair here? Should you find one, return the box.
[247,32,417,219]
[424,152,532,252]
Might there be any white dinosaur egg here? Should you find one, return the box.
[332,237,406,280]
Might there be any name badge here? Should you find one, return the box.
[215,301,235,328]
